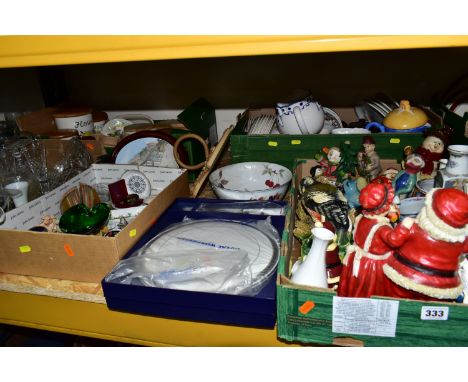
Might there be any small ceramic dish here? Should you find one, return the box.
[399,197,426,218]
[416,178,435,195]
[331,128,370,135]
[209,162,292,201]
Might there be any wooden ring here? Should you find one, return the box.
[173,133,210,170]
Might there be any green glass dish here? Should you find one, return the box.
[59,203,111,235]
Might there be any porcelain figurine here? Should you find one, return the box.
[383,188,468,301]
[343,177,367,209]
[300,173,350,246]
[337,182,412,298]
[39,215,60,232]
[415,131,447,177]
[315,146,341,183]
[309,165,336,186]
[392,153,425,202]
[357,135,382,182]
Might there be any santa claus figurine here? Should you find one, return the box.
[383,188,468,301]
[337,182,412,298]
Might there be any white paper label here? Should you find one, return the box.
[420,306,449,320]
[332,296,399,337]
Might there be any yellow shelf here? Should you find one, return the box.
[0,290,291,346]
[1,35,468,68]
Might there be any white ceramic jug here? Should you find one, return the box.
[276,96,324,135]
[290,227,334,288]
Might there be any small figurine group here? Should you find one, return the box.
[294,128,468,302]
[338,184,468,302]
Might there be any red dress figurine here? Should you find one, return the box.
[383,188,468,301]
[338,182,411,298]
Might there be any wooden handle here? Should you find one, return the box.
[173,133,209,170]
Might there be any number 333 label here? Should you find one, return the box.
[420,306,449,320]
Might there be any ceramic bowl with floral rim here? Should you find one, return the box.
[209,162,292,201]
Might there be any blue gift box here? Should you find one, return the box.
[102,198,287,328]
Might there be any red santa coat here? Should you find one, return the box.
[337,214,410,298]
[384,221,468,300]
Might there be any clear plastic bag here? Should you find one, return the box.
[105,217,281,296]
[105,248,253,294]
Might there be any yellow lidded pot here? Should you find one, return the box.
[383,100,428,130]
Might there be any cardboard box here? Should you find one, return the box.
[0,164,189,283]
[276,159,468,346]
[102,198,287,328]
[230,107,424,171]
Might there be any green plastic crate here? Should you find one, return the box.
[276,159,468,347]
[230,110,424,171]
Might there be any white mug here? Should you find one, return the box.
[276,96,324,135]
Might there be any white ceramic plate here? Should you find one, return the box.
[121,170,152,199]
[141,220,279,291]
[331,127,370,135]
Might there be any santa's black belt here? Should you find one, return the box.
[393,253,456,278]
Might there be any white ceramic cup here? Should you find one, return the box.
[5,181,29,207]
[53,109,94,135]
[276,96,324,135]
